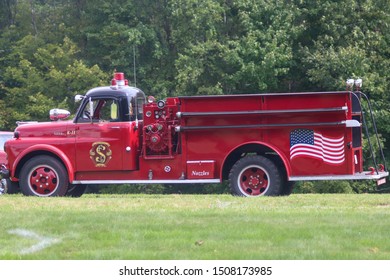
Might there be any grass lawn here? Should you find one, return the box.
[0,193,389,260]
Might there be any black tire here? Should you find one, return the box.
[229,155,282,197]
[20,155,69,197]
[66,184,87,197]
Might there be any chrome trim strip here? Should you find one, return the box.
[177,106,348,118]
[187,160,215,163]
[72,179,221,185]
[176,121,345,132]
[289,171,388,181]
[179,91,349,99]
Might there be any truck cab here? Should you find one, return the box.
[73,78,145,172]
[3,73,146,196]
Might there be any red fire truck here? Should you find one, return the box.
[1,73,388,197]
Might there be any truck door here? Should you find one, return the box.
[74,97,131,172]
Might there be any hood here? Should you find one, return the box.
[15,120,73,138]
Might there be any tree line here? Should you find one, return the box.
[0,0,389,192]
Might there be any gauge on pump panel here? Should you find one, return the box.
[157,100,165,109]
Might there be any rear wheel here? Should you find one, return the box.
[229,155,282,196]
[20,156,69,197]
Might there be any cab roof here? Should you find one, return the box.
[85,85,146,99]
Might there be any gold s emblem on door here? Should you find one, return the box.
[89,142,112,167]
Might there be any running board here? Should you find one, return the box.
[289,171,388,183]
[72,179,221,185]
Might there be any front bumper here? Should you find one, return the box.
[0,178,7,195]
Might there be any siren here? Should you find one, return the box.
[111,72,129,87]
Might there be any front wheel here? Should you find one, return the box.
[20,156,69,197]
[229,155,282,197]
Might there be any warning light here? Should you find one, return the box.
[111,72,128,87]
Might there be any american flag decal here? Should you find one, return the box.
[290,129,345,165]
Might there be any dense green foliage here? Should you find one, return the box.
[0,0,389,193]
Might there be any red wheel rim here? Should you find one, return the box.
[238,165,269,196]
[28,165,59,196]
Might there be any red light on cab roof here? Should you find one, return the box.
[115,72,125,81]
[111,72,128,87]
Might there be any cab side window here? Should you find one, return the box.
[78,98,120,122]
[100,100,119,121]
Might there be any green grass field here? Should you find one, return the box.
[0,193,390,260]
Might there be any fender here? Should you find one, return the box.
[221,141,292,179]
[11,144,75,183]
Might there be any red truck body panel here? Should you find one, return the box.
[178,92,352,177]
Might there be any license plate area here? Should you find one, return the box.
[377,178,386,186]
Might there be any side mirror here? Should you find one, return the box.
[50,109,71,121]
[75,95,85,102]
